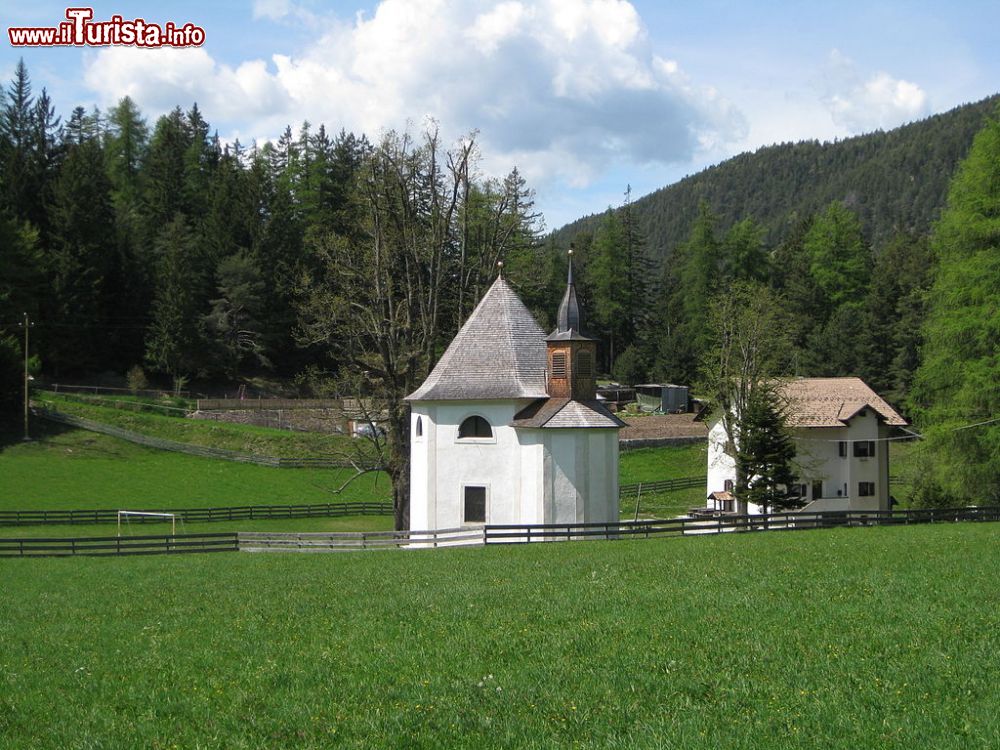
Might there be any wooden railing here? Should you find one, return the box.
[618,476,703,497]
[0,501,394,527]
[0,532,238,557]
[4,507,996,558]
[484,506,1000,543]
[239,527,484,551]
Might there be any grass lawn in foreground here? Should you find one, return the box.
[1,523,997,749]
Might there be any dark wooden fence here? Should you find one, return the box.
[619,476,702,497]
[5,507,996,558]
[0,501,393,527]
[0,532,238,557]
[484,505,1000,543]
[240,527,484,551]
[196,398,344,410]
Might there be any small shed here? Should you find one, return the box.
[634,384,689,413]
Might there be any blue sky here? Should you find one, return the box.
[2,0,998,228]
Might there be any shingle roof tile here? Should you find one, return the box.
[406,277,549,401]
[511,398,626,429]
[779,378,907,428]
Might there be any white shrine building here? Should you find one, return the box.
[706,377,908,515]
[406,260,625,531]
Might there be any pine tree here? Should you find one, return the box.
[46,131,116,373]
[737,388,797,513]
[145,217,205,378]
[910,109,1000,503]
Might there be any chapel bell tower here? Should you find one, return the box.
[546,249,598,400]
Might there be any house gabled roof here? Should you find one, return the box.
[511,397,627,429]
[779,377,907,428]
[406,277,549,402]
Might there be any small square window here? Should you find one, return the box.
[853,440,875,458]
[464,486,486,524]
[858,482,875,497]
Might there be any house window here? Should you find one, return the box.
[577,350,593,377]
[464,486,487,523]
[458,415,492,439]
[838,441,847,458]
[415,416,423,437]
[853,440,876,458]
[551,352,567,378]
[858,481,875,497]
[812,480,823,499]
[724,479,733,492]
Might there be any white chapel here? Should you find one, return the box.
[406,259,625,531]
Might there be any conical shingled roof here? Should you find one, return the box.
[406,277,549,401]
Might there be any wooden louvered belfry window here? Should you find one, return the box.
[551,352,567,378]
[577,350,593,377]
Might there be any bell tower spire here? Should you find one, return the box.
[546,247,597,400]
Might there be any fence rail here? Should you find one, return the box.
[619,476,702,497]
[0,501,394,527]
[195,398,345,411]
[239,527,483,551]
[484,505,1000,543]
[45,383,191,398]
[0,532,238,557]
[34,406,356,469]
[4,506,996,558]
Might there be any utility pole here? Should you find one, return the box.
[19,312,34,441]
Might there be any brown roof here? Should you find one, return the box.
[708,491,735,502]
[778,377,907,428]
[511,398,627,429]
[407,278,549,402]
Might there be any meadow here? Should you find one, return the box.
[35,392,360,457]
[0,424,387,509]
[1,523,997,749]
[0,421,705,536]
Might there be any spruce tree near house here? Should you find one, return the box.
[700,282,793,514]
[736,389,797,513]
[910,108,1000,505]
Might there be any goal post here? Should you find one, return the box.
[117,510,177,537]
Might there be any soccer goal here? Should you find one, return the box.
[117,510,177,537]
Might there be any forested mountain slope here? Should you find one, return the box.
[553,95,1000,262]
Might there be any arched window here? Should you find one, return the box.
[458,415,492,439]
[415,416,423,437]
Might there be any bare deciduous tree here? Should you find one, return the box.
[297,127,540,529]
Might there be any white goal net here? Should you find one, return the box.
[117,510,177,537]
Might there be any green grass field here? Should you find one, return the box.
[1,423,706,535]
[1,523,997,749]
[0,425,388,510]
[619,443,707,518]
[35,393,360,457]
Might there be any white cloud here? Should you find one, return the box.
[82,0,745,191]
[821,49,929,133]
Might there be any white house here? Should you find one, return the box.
[406,260,625,532]
[706,377,908,514]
